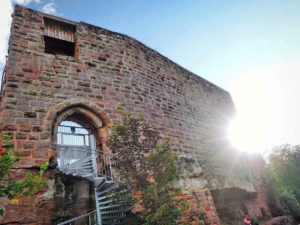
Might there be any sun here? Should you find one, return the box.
[227,61,300,153]
[228,114,265,153]
[227,72,267,153]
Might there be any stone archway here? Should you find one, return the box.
[40,99,113,222]
[45,99,112,156]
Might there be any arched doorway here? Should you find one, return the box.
[48,103,128,224]
[54,110,101,177]
[56,120,98,174]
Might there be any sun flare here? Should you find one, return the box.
[227,61,300,153]
[228,115,264,153]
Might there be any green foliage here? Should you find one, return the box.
[0,135,48,216]
[107,112,194,225]
[266,144,300,219]
[280,191,300,219]
[189,210,208,225]
[51,211,71,224]
[264,178,286,217]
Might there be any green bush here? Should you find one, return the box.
[107,112,201,225]
[266,144,300,220]
[280,191,300,219]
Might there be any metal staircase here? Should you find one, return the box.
[56,146,129,225]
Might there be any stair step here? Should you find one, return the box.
[98,199,115,206]
[96,180,116,189]
[100,204,124,210]
[82,172,96,177]
[102,218,120,225]
[97,194,112,201]
[101,207,129,213]
[94,177,105,186]
[97,195,126,203]
[68,164,93,169]
[101,208,128,215]
[97,185,119,196]
[57,148,130,225]
[102,213,127,218]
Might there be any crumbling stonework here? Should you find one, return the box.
[0,5,273,225]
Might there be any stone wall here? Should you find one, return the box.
[180,189,221,225]
[0,5,234,160]
[0,5,272,225]
[0,168,95,224]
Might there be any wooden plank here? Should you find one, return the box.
[44,18,75,42]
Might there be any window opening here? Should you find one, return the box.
[57,121,92,147]
[44,18,75,56]
[57,120,96,168]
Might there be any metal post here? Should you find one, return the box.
[109,155,113,181]
[95,188,102,225]
[91,149,98,177]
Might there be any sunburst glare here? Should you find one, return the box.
[227,61,300,153]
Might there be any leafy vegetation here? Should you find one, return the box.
[266,144,300,219]
[0,135,48,216]
[107,112,206,225]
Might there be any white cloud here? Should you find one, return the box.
[13,0,40,5]
[0,0,59,88]
[1,0,43,70]
[0,0,13,71]
[42,1,56,15]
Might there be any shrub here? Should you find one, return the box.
[107,112,199,225]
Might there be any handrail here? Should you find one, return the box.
[57,145,113,156]
[57,210,97,225]
[56,145,129,225]
[57,145,120,182]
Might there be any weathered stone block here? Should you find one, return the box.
[29,133,39,140]
[3,124,18,131]
[23,141,34,149]
[16,133,27,139]
[24,112,37,118]
[40,133,50,140]
[36,141,50,148]
[32,126,43,132]
[32,149,48,158]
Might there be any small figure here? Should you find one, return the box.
[244,215,251,225]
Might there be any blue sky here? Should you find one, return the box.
[3,0,299,88]
[1,0,300,152]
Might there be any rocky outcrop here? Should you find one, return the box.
[176,155,208,192]
[260,216,297,225]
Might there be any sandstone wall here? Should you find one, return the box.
[0,6,234,160]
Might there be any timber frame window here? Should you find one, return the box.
[43,17,76,56]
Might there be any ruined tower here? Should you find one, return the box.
[0,5,272,225]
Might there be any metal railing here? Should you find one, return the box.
[56,146,128,225]
[56,146,119,182]
[57,210,97,225]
